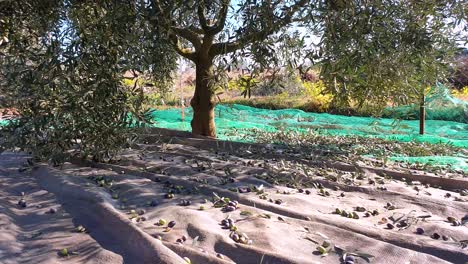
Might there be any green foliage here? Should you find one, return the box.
[226,75,260,98]
[0,1,176,163]
[253,73,303,96]
[1,0,466,158]
[316,0,465,110]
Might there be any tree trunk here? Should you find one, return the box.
[190,55,216,137]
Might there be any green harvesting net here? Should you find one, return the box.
[151,104,467,147]
[383,83,468,123]
[150,104,467,171]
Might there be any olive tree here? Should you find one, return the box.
[316,0,466,133]
[145,0,466,137]
[0,0,176,163]
[146,0,310,137]
[1,0,465,163]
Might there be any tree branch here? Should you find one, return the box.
[149,0,201,56]
[197,0,230,35]
[210,0,307,56]
[188,26,205,35]
[150,0,169,25]
[197,1,211,32]
[170,26,202,49]
[211,0,230,34]
[169,34,197,61]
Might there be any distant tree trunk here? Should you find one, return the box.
[190,54,216,137]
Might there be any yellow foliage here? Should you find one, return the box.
[452,86,468,97]
[122,78,146,87]
[452,86,468,100]
[275,91,290,101]
[301,80,333,108]
[227,75,259,92]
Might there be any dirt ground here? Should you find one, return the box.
[0,136,467,264]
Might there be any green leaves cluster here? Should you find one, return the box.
[316,0,466,109]
[0,1,176,163]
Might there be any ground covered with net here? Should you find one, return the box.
[150,103,467,172]
[1,132,467,264]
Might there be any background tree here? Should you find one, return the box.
[449,48,468,89]
[316,0,466,134]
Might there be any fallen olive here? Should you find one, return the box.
[18,199,27,208]
[317,246,327,254]
[59,248,68,257]
[137,209,145,215]
[179,200,191,206]
[224,206,236,212]
[398,220,408,228]
[168,220,176,228]
[352,212,359,219]
[322,241,331,248]
[355,207,366,212]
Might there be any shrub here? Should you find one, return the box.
[301,81,333,112]
[253,74,303,96]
